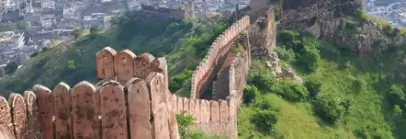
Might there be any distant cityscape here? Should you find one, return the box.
[365,0,406,27]
[0,0,250,76]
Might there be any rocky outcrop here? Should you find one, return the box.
[265,52,303,83]
[279,0,406,56]
[280,0,364,29]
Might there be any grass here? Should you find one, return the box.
[238,94,356,139]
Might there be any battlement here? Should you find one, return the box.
[0,73,177,139]
[0,46,242,139]
[0,4,278,138]
[190,16,251,99]
[96,47,169,91]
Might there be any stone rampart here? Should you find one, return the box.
[170,93,238,139]
[250,7,277,59]
[190,16,250,99]
[0,48,179,139]
[0,4,277,138]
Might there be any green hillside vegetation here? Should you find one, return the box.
[0,11,229,96]
[238,28,406,139]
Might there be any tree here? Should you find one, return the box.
[4,61,18,74]
[89,27,100,39]
[90,27,100,35]
[74,28,84,39]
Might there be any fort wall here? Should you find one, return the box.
[190,16,250,99]
[0,4,278,138]
[0,48,179,139]
[138,5,186,20]
[212,30,251,100]
[249,7,277,59]
[170,93,238,139]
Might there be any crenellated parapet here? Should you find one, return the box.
[96,47,170,97]
[0,48,179,139]
[170,93,238,139]
[190,16,251,99]
[0,5,278,138]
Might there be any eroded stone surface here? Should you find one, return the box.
[0,96,14,138]
[96,47,117,80]
[9,93,28,139]
[153,107,170,139]
[134,53,155,79]
[33,85,54,139]
[71,81,100,139]
[126,78,153,139]
[210,101,219,122]
[219,100,229,123]
[23,91,42,139]
[115,50,136,84]
[99,81,128,139]
[53,82,72,139]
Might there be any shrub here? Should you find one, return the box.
[248,71,276,92]
[278,30,321,73]
[74,28,84,39]
[176,112,195,138]
[393,105,403,116]
[176,112,223,139]
[304,76,322,100]
[387,85,405,106]
[243,85,260,105]
[276,47,296,62]
[278,30,299,45]
[296,40,320,73]
[4,61,18,74]
[251,110,278,135]
[313,93,345,124]
[352,78,367,93]
[273,81,309,102]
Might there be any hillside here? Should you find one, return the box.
[0,12,229,96]
[236,2,406,139]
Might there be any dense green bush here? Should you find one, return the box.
[247,71,276,91]
[177,112,195,138]
[313,93,346,124]
[251,110,278,135]
[273,81,309,102]
[278,30,320,73]
[5,61,18,75]
[176,112,223,139]
[243,85,260,105]
[297,45,320,73]
[387,85,405,106]
[276,47,296,62]
[304,76,322,100]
